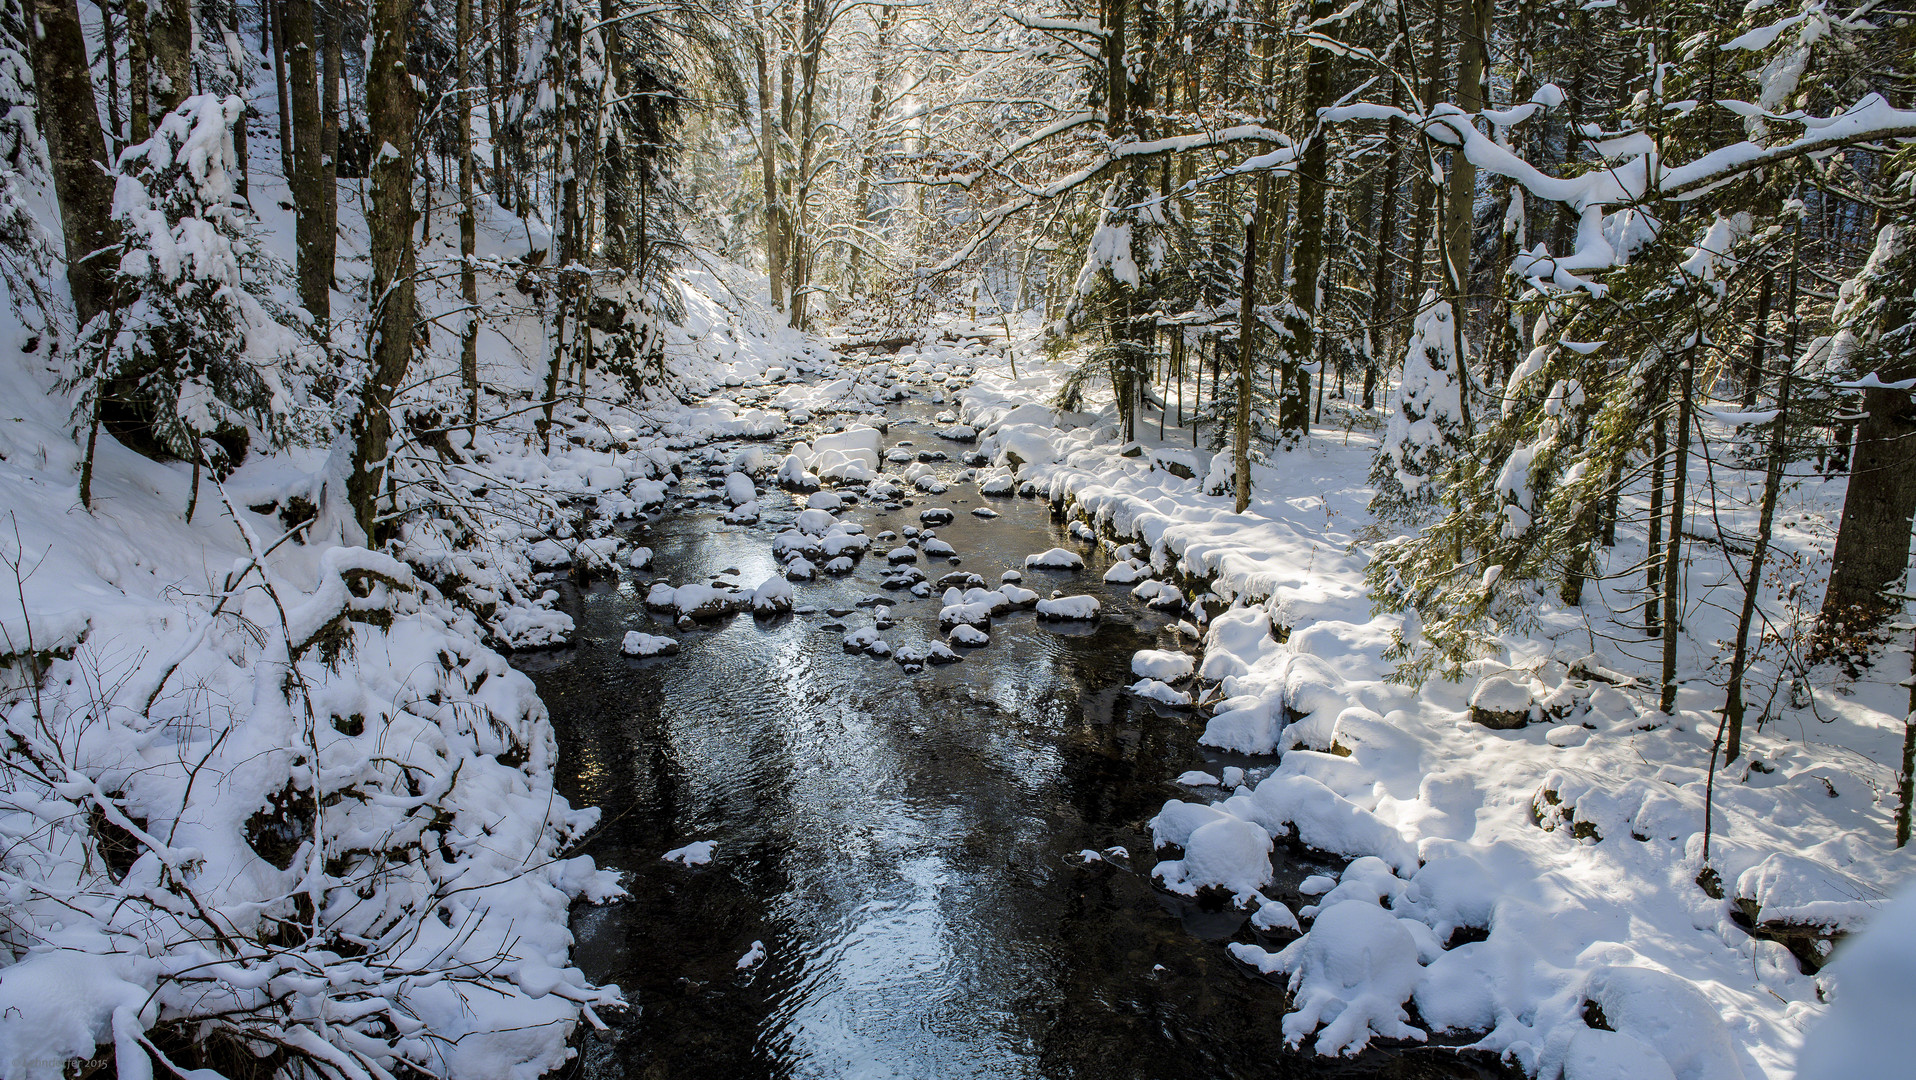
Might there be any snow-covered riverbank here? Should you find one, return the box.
[933,348,1916,1080]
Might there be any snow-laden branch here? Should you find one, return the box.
[919,126,1295,276]
[1319,93,1916,293]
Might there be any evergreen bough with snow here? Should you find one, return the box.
[71,95,317,466]
[1369,291,1466,520]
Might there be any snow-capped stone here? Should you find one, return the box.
[1469,675,1535,729]
[795,508,838,536]
[620,631,680,657]
[1156,816,1272,899]
[662,840,715,865]
[1025,547,1084,570]
[947,624,989,647]
[751,577,794,615]
[1036,594,1100,621]
[1131,679,1192,707]
[1229,900,1425,1055]
[842,627,889,655]
[1132,649,1195,682]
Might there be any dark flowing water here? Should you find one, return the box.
[517,414,1508,1080]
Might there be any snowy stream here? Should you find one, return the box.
[514,409,1507,1079]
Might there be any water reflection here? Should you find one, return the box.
[526,416,1511,1080]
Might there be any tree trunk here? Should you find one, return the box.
[1234,171,1271,514]
[1819,230,1916,651]
[228,0,246,196]
[495,0,521,212]
[1740,263,1773,408]
[753,2,786,313]
[102,2,123,153]
[1661,358,1693,714]
[787,0,824,329]
[458,0,480,426]
[845,5,897,298]
[147,0,193,113]
[349,0,419,538]
[1724,362,1790,760]
[126,0,152,143]
[321,0,341,280]
[285,0,328,324]
[1281,0,1334,442]
[1646,413,1665,634]
[271,0,292,177]
[26,0,117,329]
[1365,75,1404,411]
[1441,0,1490,439]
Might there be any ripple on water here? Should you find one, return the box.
[527,410,1516,1080]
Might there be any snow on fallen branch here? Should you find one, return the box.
[0,534,622,1080]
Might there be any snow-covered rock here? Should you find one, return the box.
[948,624,989,647]
[1025,547,1084,570]
[1036,594,1100,621]
[620,631,680,657]
[1155,816,1272,900]
[1131,678,1192,707]
[1132,649,1195,682]
[1230,900,1426,1055]
[751,577,794,615]
[662,841,716,866]
[1469,675,1535,729]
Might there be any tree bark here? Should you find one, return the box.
[271,0,293,177]
[787,0,825,329]
[458,0,480,426]
[1365,72,1404,411]
[285,0,328,324]
[349,0,419,538]
[1661,358,1693,714]
[147,0,193,113]
[753,2,786,313]
[321,0,342,277]
[1443,0,1490,303]
[126,0,152,143]
[845,5,897,298]
[102,1,123,153]
[1282,0,1335,441]
[1646,413,1664,633]
[26,0,117,329]
[1234,171,1272,514]
[1819,230,1916,650]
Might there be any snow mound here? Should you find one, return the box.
[1798,883,1916,1080]
[1155,816,1272,900]
[1232,900,1427,1056]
